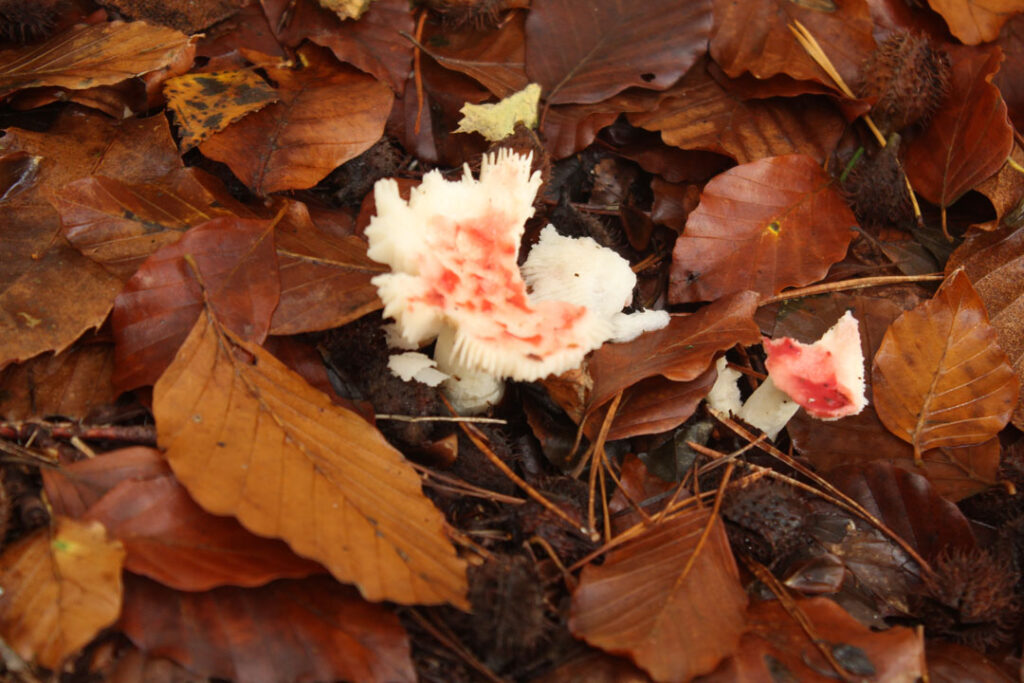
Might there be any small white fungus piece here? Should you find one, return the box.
[387,352,449,387]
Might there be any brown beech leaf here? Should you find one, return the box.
[710,0,875,88]
[199,46,393,194]
[525,0,712,105]
[570,509,747,681]
[706,597,924,681]
[263,0,414,94]
[927,641,1018,682]
[164,70,279,150]
[270,202,384,335]
[927,0,1024,44]
[55,169,251,280]
[904,45,1013,210]
[0,517,125,669]
[588,290,761,412]
[43,447,172,519]
[669,155,857,303]
[0,21,193,98]
[153,310,468,606]
[826,461,976,561]
[607,368,719,441]
[111,216,280,391]
[872,270,1020,460]
[629,62,848,165]
[536,650,653,683]
[948,222,1024,428]
[994,14,1024,131]
[0,112,182,369]
[121,574,416,683]
[418,13,528,98]
[975,143,1024,223]
[83,474,323,591]
[0,343,116,421]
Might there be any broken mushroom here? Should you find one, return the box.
[710,311,868,438]
[365,149,669,414]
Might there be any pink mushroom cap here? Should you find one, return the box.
[762,310,867,419]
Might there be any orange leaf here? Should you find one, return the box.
[0,517,125,669]
[872,270,1020,460]
[0,21,193,98]
[199,46,393,194]
[121,574,416,683]
[708,597,924,681]
[570,509,747,681]
[669,155,856,303]
[111,216,280,391]
[164,70,279,150]
[629,61,848,164]
[710,0,875,89]
[153,310,468,607]
[948,221,1024,428]
[524,0,712,105]
[927,0,1024,44]
[904,45,1014,209]
[270,202,384,335]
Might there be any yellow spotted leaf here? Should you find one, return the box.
[0,517,125,669]
[154,310,468,607]
[164,70,279,151]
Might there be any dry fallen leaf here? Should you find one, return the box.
[164,69,279,150]
[0,517,125,669]
[0,342,116,421]
[926,0,1024,44]
[0,21,193,98]
[872,270,1019,460]
[570,508,747,681]
[154,310,468,607]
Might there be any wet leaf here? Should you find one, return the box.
[927,641,1018,682]
[629,62,848,164]
[927,0,1024,44]
[55,169,250,280]
[419,13,528,98]
[0,343,116,421]
[199,46,393,194]
[270,202,383,335]
[43,447,171,519]
[121,574,416,683]
[606,367,719,441]
[994,14,1024,131]
[904,45,1014,210]
[153,310,468,606]
[872,270,1019,459]
[525,0,712,105]
[710,0,875,88]
[570,509,747,681]
[669,155,857,303]
[948,222,1024,428]
[111,216,280,391]
[706,597,924,681]
[83,473,323,591]
[164,70,279,150]
[0,21,193,98]
[0,517,124,669]
[587,290,761,411]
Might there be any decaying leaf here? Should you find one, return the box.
[455,83,540,141]
[872,270,1019,460]
[0,517,125,669]
[0,21,193,98]
[669,155,857,303]
[154,310,468,607]
[121,574,415,683]
[164,70,279,150]
[0,342,116,421]
[318,0,375,21]
[570,508,747,681]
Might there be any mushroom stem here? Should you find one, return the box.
[736,376,802,440]
[433,327,505,414]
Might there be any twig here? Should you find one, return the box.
[758,273,944,305]
[0,422,156,446]
[405,609,506,683]
[376,414,507,424]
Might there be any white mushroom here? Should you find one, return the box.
[364,149,669,413]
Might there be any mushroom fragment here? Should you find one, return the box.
[365,149,669,413]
